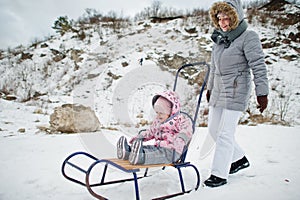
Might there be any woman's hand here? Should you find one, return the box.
[257,95,268,113]
[206,90,211,102]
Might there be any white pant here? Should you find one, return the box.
[208,106,244,179]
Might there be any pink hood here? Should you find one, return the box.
[138,90,193,154]
[152,90,181,117]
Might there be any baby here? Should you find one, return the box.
[117,90,193,165]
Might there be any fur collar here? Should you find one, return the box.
[209,1,239,31]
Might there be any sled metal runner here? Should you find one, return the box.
[61,62,210,200]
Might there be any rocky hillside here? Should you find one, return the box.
[0,0,299,129]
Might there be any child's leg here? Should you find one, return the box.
[143,146,181,165]
[129,140,181,165]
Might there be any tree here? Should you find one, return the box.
[151,0,162,17]
[52,16,73,36]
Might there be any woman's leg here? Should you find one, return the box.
[207,106,223,141]
[210,107,242,179]
[232,140,245,162]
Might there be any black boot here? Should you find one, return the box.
[230,156,250,174]
[204,175,227,187]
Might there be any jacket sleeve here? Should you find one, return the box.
[175,115,193,153]
[207,45,216,91]
[244,30,269,96]
[159,115,193,154]
[177,116,193,144]
[142,124,155,142]
[129,120,157,143]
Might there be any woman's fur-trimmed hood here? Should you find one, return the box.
[209,0,244,31]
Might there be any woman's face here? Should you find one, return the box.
[155,111,170,123]
[218,14,231,32]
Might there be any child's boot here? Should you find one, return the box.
[117,136,131,160]
[129,139,145,165]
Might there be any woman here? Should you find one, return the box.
[204,0,269,187]
[117,90,193,165]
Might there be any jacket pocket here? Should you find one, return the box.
[233,71,251,98]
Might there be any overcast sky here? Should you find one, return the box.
[1,0,299,50]
[0,0,226,49]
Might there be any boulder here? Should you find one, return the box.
[50,104,101,133]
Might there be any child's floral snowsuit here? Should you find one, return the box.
[131,90,193,155]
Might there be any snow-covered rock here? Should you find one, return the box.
[49,104,101,133]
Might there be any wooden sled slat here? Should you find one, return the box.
[106,158,173,170]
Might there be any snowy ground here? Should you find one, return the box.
[0,5,299,199]
[1,98,300,200]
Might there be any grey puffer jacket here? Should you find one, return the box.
[207,0,269,111]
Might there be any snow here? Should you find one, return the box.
[1,5,300,200]
[1,98,300,199]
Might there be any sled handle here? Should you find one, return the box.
[173,62,210,131]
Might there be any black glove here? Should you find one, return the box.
[257,95,268,113]
[206,90,211,103]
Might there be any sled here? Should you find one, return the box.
[61,62,210,200]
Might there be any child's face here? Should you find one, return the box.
[155,111,170,123]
